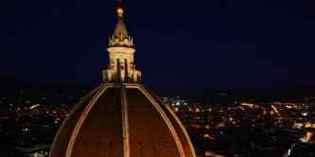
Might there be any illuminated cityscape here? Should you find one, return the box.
[0,86,315,157]
[2,0,315,157]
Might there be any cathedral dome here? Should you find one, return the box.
[49,84,196,157]
[49,2,196,157]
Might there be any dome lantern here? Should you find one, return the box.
[103,1,141,83]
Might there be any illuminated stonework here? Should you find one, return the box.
[103,4,141,83]
[49,2,196,157]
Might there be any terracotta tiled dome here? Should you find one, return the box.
[49,84,196,157]
[49,2,196,157]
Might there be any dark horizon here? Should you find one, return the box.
[2,0,315,94]
[1,74,315,101]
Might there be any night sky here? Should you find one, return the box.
[1,0,315,92]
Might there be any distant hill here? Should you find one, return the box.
[0,75,93,105]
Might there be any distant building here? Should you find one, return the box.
[15,145,50,157]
